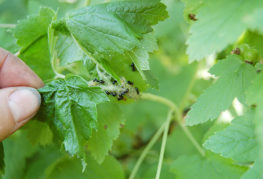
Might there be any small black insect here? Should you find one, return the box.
[131,63,136,72]
[119,89,129,97]
[93,78,100,82]
[257,69,261,73]
[188,13,197,21]
[111,92,117,96]
[99,80,105,84]
[105,91,111,95]
[127,81,134,85]
[123,88,129,94]
[112,80,117,85]
[135,87,140,95]
[118,95,124,101]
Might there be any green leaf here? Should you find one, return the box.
[246,72,263,165]
[246,72,263,105]
[104,0,168,34]
[203,110,259,163]
[66,5,139,57]
[14,7,55,80]
[55,33,85,66]
[63,0,167,84]
[129,33,158,72]
[38,75,109,163]
[171,154,246,179]
[244,8,263,34]
[181,0,203,22]
[46,156,125,179]
[187,0,263,61]
[186,55,256,126]
[241,160,263,179]
[88,103,125,164]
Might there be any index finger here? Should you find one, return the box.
[0,48,44,89]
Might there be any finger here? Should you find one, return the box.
[0,87,41,141]
[0,48,44,89]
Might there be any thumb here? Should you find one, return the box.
[0,87,41,141]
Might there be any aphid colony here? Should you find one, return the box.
[89,63,140,101]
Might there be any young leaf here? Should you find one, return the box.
[88,103,125,164]
[14,7,55,80]
[186,55,256,126]
[203,110,259,163]
[38,75,109,162]
[187,0,263,61]
[171,154,246,179]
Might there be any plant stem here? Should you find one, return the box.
[178,123,205,156]
[155,110,173,179]
[140,93,179,113]
[179,64,199,111]
[140,93,205,156]
[129,122,166,179]
[0,24,16,28]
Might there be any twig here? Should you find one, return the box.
[140,93,205,156]
[155,110,173,179]
[129,122,166,179]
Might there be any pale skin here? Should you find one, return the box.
[0,48,44,141]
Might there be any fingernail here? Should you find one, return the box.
[8,87,41,123]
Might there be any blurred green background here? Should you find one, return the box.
[0,0,234,178]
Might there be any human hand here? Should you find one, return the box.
[0,48,44,141]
